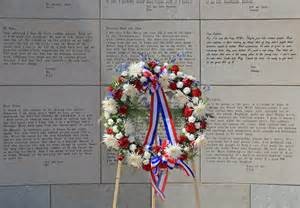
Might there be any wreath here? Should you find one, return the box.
[102,58,209,199]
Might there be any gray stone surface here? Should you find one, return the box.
[202,86,300,184]
[0,86,100,185]
[102,0,199,19]
[201,0,300,19]
[0,19,100,85]
[101,20,200,85]
[0,185,49,208]
[51,184,150,208]
[252,185,300,208]
[0,0,99,18]
[201,20,300,85]
[156,183,250,208]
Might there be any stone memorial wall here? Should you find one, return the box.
[0,1,300,207]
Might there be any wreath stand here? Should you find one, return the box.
[111,159,201,208]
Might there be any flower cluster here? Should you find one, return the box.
[102,60,208,170]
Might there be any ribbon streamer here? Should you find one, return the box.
[143,68,194,200]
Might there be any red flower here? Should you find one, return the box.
[182,78,193,87]
[106,128,113,134]
[152,145,161,153]
[117,154,125,161]
[179,154,188,161]
[185,123,197,133]
[118,76,125,83]
[183,106,193,117]
[113,89,123,100]
[169,82,177,90]
[159,162,168,169]
[106,86,113,92]
[200,120,207,129]
[137,147,145,155]
[118,105,128,115]
[133,80,143,91]
[191,88,202,97]
[177,135,188,143]
[170,65,180,74]
[118,137,129,148]
[142,163,152,171]
[148,61,157,69]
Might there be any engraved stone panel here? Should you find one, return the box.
[0,0,99,18]
[202,86,300,184]
[0,185,49,208]
[156,183,250,208]
[102,0,199,19]
[51,184,150,208]
[201,20,300,85]
[201,0,300,19]
[0,19,99,85]
[252,185,300,208]
[0,86,100,185]
[101,20,200,85]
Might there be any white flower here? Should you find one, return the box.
[163,63,169,67]
[195,122,201,129]
[128,136,135,142]
[193,102,206,118]
[107,119,114,125]
[140,76,147,83]
[177,71,184,78]
[192,97,199,104]
[169,73,176,80]
[121,94,127,102]
[176,81,183,88]
[121,71,128,77]
[143,151,151,160]
[115,132,123,139]
[182,128,187,134]
[143,159,150,165]
[103,134,119,150]
[184,146,190,152]
[104,123,108,128]
[112,125,119,133]
[123,84,138,97]
[187,75,195,80]
[128,62,144,77]
[188,116,196,123]
[124,120,134,135]
[188,134,195,141]
[154,66,161,73]
[174,90,189,107]
[103,112,110,119]
[183,87,191,95]
[129,144,137,152]
[117,118,122,123]
[165,144,182,159]
[127,153,143,168]
[187,102,193,107]
[102,98,117,114]
[159,74,169,89]
[194,134,207,148]
[128,62,145,77]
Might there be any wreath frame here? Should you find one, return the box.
[102,60,209,172]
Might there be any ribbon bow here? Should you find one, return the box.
[142,66,194,200]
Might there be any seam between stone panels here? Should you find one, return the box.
[201,18,300,21]
[201,84,300,87]
[249,184,252,208]
[0,17,100,20]
[49,184,52,208]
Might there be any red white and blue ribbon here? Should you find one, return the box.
[142,68,194,200]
